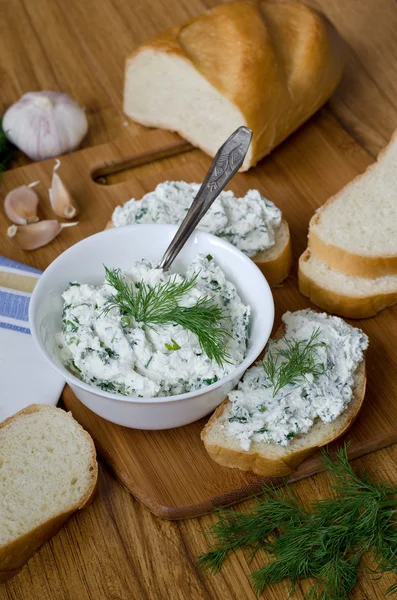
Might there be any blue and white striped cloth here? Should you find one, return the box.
[0,256,64,422]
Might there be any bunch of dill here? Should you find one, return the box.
[198,445,397,599]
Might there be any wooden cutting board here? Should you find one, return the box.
[1,110,396,520]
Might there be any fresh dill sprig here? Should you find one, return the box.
[198,444,397,599]
[0,117,15,175]
[103,266,231,366]
[197,486,303,574]
[262,327,326,396]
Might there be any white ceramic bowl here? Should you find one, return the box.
[29,224,274,429]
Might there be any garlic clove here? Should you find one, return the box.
[7,220,78,251]
[2,91,88,161]
[4,181,40,225]
[49,159,78,219]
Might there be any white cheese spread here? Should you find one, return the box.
[58,254,250,398]
[227,309,368,450]
[111,181,282,257]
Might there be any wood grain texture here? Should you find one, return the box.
[0,0,397,598]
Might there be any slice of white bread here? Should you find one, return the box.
[308,130,397,278]
[299,249,397,318]
[201,323,366,477]
[123,2,344,171]
[0,404,98,581]
[105,218,292,287]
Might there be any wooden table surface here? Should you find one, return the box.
[1,0,397,598]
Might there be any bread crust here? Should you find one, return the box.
[309,221,397,279]
[105,218,291,287]
[124,1,344,170]
[201,401,313,477]
[308,129,397,277]
[298,249,397,318]
[308,204,397,279]
[255,220,292,286]
[201,326,366,477]
[0,404,98,579]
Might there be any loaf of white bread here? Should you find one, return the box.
[0,405,98,582]
[123,1,344,171]
[299,130,397,318]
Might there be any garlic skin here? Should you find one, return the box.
[3,91,88,161]
[4,181,40,225]
[7,220,78,251]
[49,159,78,219]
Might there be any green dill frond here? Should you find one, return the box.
[386,583,397,596]
[197,486,303,574]
[103,266,231,366]
[305,553,363,600]
[103,266,141,318]
[321,445,396,500]
[164,295,231,365]
[198,443,397,599]
[262,327,326,397]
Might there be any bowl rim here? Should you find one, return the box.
[29,224,275,405]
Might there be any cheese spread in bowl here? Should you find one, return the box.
[58,255,250,398]
[29,224,274,429]
[111,181,282,257]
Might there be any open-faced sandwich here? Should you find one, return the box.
[202,309,368,477]
[106,181,292,287]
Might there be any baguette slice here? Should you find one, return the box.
[123,1,343,171]
[105,218,292,287]
[308,130,397,278]
[299,249,397,318]
[202,327,366,477]
[0,404,98,581]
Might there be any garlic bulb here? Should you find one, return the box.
[3,91,88,161]
[4,181,40,225]
[7,220,78,251]
[49,159,78,219]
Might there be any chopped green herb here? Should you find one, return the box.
[206,254,213,261]
[104,347,119,359]
[165,339,181,351]
[97,381,116,392]
[62,319,79,333]
[254,427,268,434]
[135,207,148,221]
[203,375,219,386]
[228,415,247,424]
[69,360,82,374]
[120,315,131,328]
[145,357,153,369]
[92,379,130,395]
